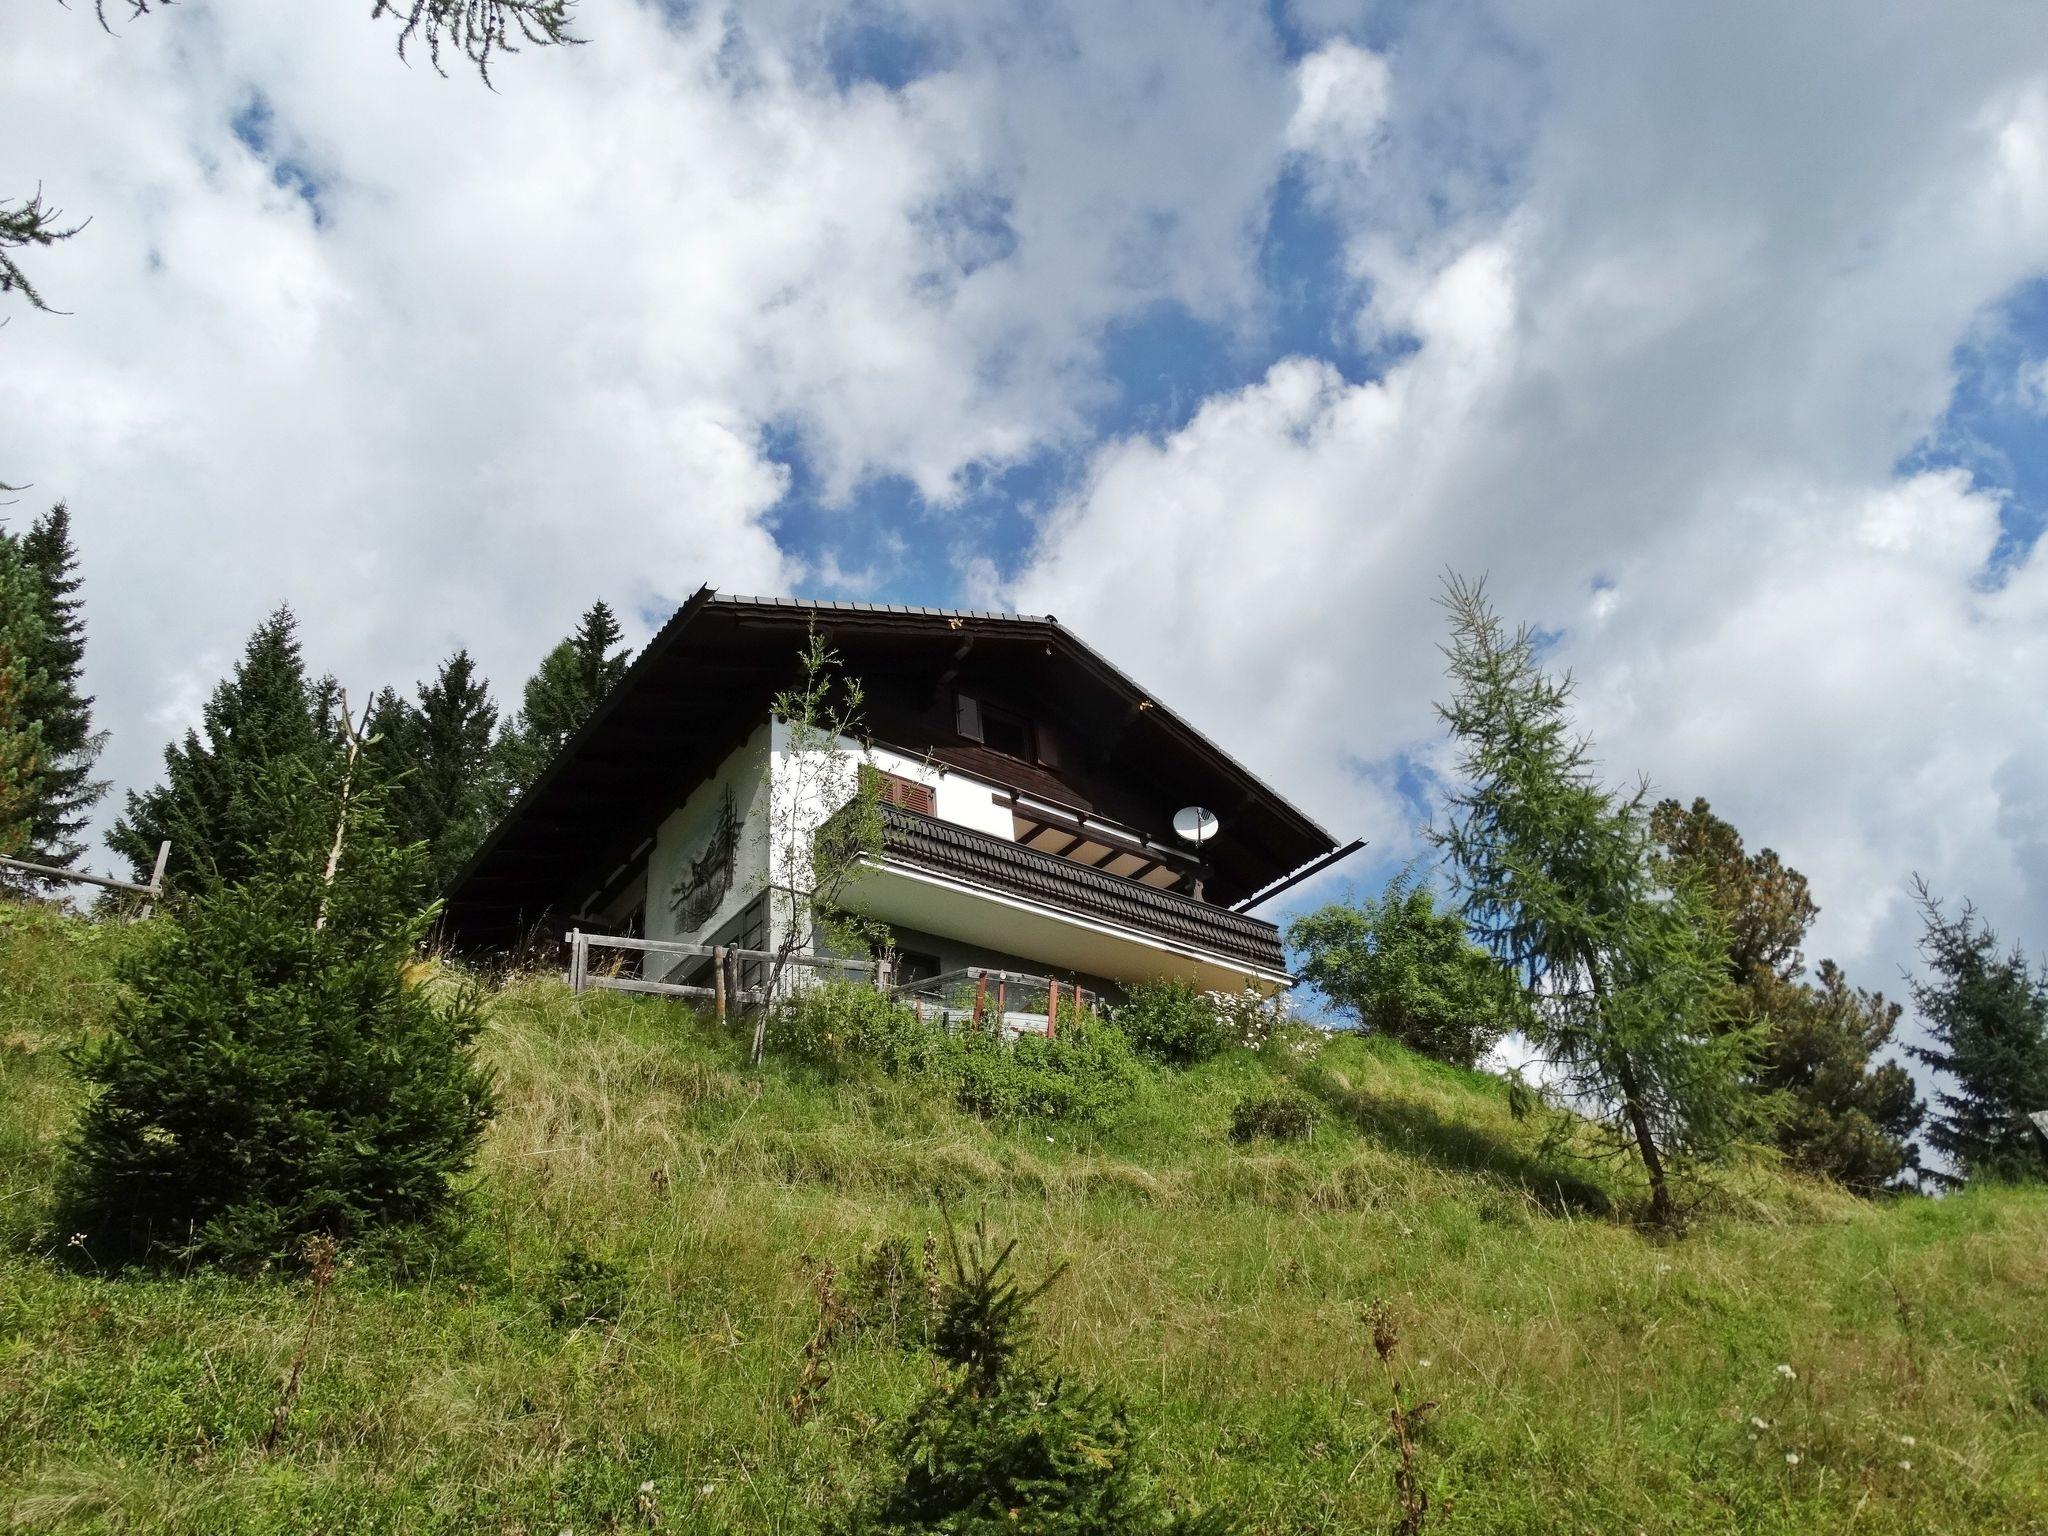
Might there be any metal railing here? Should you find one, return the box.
[891,967,1099,1040]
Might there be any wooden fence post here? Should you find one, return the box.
[972,973,988,1031]
[1046,978,1060,1040]
[137,841,171,922]
[714,945,727,1024]
[568,930,586,994]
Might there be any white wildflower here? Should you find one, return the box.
[1784,1452,1800,1467]
[1750,1416,1769,1431]
[1775,1364,1796,1380]
[1898,1434,1916,1447]
[1898,1460,1912,1472]
[640,1481,656,1495]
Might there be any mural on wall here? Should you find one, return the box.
[669,786,740,933]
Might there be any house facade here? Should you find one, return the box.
[444,591,1345,1000]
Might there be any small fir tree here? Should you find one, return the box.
[839,1220,1233,1535]
[108,606,325,891]
[1906,879,2048,1184]
[1431,575,1758,1225]
[1290,873,1531,1068]
[16,504,109,871]
[59,758,495,1267]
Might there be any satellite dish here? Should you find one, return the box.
[1172,806,1220,846]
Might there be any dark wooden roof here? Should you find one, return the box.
[442,589,1336,949]
[876,804,1287,971]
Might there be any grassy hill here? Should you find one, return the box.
[2,900,2045,1534]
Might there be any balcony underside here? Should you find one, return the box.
[843,803,1293,993]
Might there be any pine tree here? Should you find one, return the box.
[59,756,495,1267]
[1757,963,1923,1191]
[1653,797,1923,1190]
[16,503,109,870]
[108,607,325,891]
[1431,576,1758,1226]
[1906,879,2048,1184]
[0,538,48,858]
[840,1221,1233,1535]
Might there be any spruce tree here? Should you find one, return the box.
[16,503,109,870]
[369,651,500,888]
[487,600,632,808]
[1906,879,2048,1184]
[1431,576,1758,1226]
[60,756,495,1267]
[108,606,325,891]
[840,1221,1233,1535]
[0,539,48,858]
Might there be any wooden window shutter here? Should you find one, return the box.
[876,770,935,816]
[955,691,984,743]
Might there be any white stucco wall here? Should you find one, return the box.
[637,720,1019,953]
[644,720,773,947]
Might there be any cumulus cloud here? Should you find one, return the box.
[1,0,1296,852]
[1015,2,2048,1016]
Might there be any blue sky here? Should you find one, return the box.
[7,0,2048,1035]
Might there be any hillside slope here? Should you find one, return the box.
[2,901,2045,1534]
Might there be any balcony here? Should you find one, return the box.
[845,802,1290,990]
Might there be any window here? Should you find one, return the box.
[979,702,1033,760]
[955,690,1039,763]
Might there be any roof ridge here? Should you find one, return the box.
[711,591,1056,625]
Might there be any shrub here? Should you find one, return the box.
[773,979,933,1074]
[1115,978,1235,1066]
[837,1220,1235,1535]
[1289,874,1530,1068]
[938,1013,1141,1122]
[777,980,1139,1123]
[56,766,494,1269]
[548,1242,629,1329]
[1229,1089,1319,1145]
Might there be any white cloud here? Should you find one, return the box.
[1,0,1297,860]
[1016,2,2048,1028]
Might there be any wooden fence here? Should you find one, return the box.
[0,841,170,920]
[567,930,1094,1039]
[566,929,886,1024]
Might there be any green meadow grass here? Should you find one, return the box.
[1,899,2044,1533]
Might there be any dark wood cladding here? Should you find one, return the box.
[876,804,1287,972]
[442,591,1336,950]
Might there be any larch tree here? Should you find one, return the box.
[1906,879,2048,1184]
[1430,574,1758,1226]
[1653,797,1922,1191]
[15,503,109,871]
[94,0,581,83]
[108,606,327,892]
